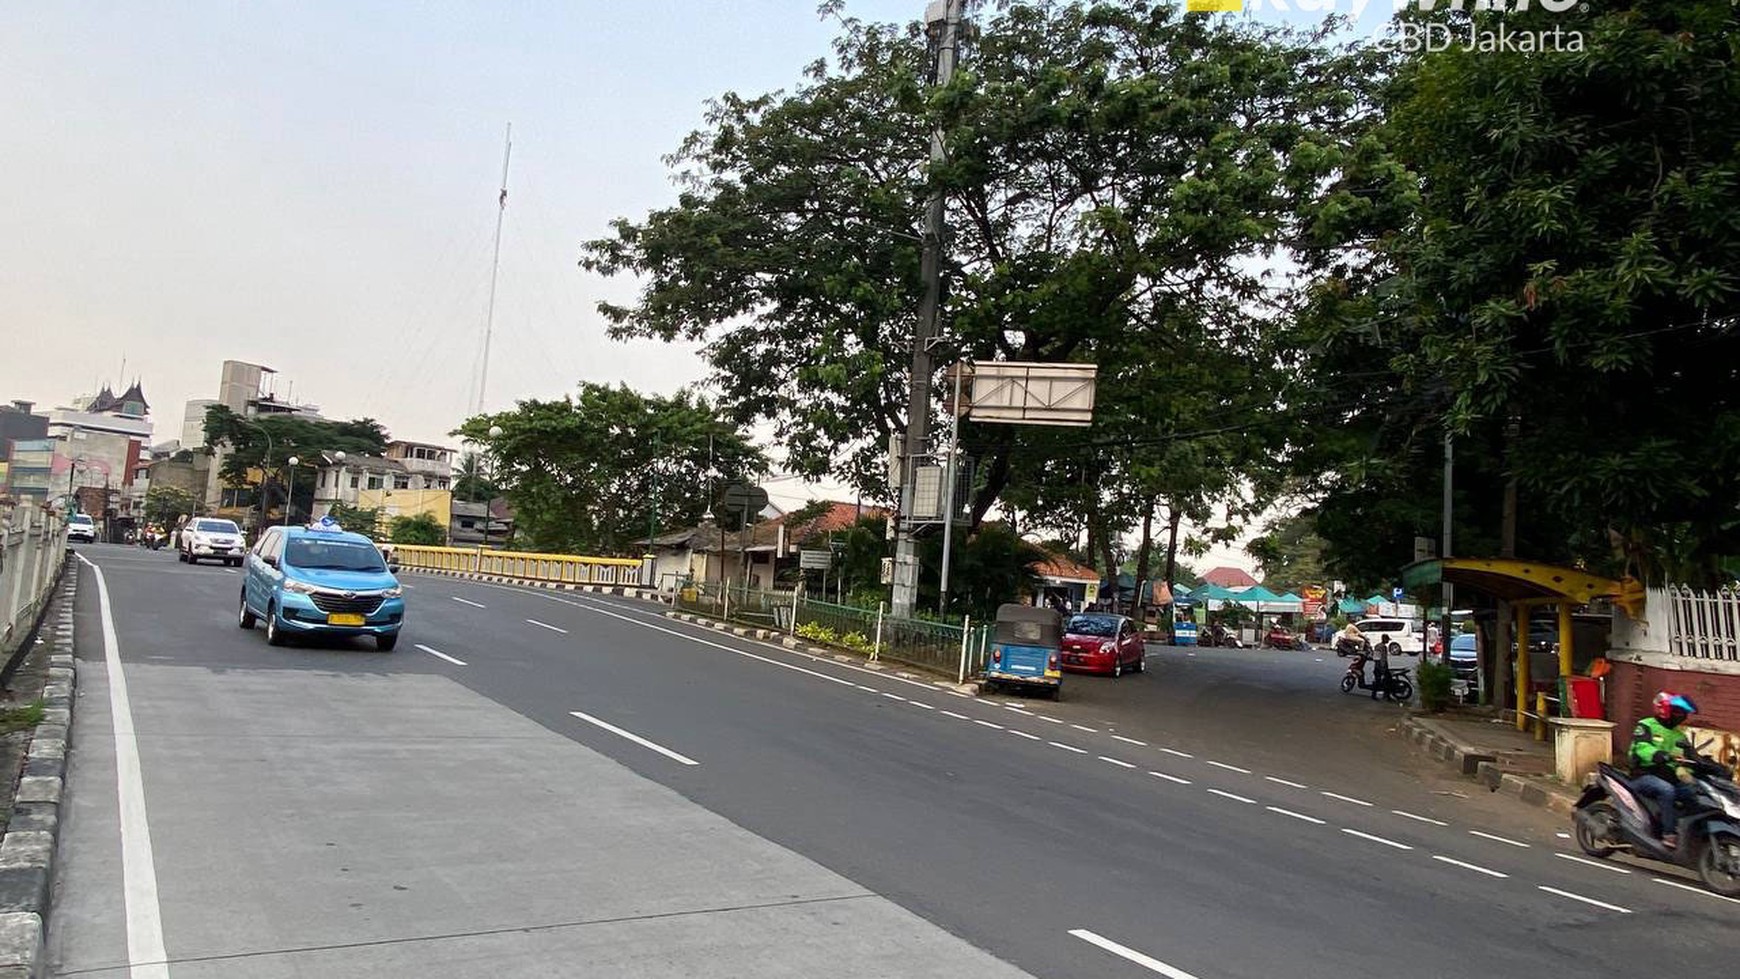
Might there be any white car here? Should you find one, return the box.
[66,513,97,543]
[179,518,246,566]
[1355,617,1424,656]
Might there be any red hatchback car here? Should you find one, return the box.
[1060,613,1147,677]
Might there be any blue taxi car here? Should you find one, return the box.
[239,520,405,650]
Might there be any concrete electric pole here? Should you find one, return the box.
[891,0,964,619]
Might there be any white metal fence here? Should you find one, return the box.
[1664,585,1740,663]
[1,500,67,669]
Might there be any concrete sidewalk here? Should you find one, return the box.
[1402,711,1583,815]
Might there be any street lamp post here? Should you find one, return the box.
[483,426,503,546]
[284,456,300,526]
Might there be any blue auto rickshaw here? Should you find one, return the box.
[980,603,1064,700]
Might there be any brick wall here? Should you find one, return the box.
[1606,659,1740,751]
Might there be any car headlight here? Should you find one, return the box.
[382,586,403,598]
[1100,642,1116,654]
[284,580,319,594]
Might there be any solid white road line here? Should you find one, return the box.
[1469,830,1531,848]
[1432,855,1508,879]
[1208,788,1257,804]
[451,596,486,608]
[1009,730,1042,741]
[1099,756,1137,769]
[568,710,698,766]
[1556,853,1631,874]
[415,644,467,666]
[1537,885,1631,914]
[1652,876,1740,905]
[1266,806,1325,825]
[1112,735,1147,747]
[78,555,170,979]
[1341,828,1413,851]
[1149,771,1192,785]
[1069,929,1202,979]
[1320,791,1373,807]
[1265,776,1309,789]
[1206,760,1252,774]
[1392,809,1448,827]
[525,618,568,634]
[1049,741,1088,754]
[1160,747,1193,759]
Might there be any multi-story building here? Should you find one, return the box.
[384,440,455,490]
[43,383,154,527]
[194,361,326,511]
[4,439,57,501]
[0,400,50,500]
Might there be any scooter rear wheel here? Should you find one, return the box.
[1698,833,1740,897]
[1339,674,1358,695]
[1575,801,1620,858]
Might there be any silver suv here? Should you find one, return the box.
[1356,617,1424,656]
[179,518,246,566]
[66,513,97,543]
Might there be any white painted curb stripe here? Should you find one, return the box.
[79,555,170,979]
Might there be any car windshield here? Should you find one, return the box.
[69,515,92,525]
[1065,615,1119,637]
[196,520,239,534]
[1450,636,1477,654]
[285,538,387,572]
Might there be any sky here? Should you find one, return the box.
[0,0,1343,574]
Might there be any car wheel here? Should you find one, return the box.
[238,590,256,630]
[375,633,398,652]
[177,549,188,563]
[1111,657,1122,679]
[265,604,287,647]
[1133,653,1145,674]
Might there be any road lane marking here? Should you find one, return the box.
[1392,809,1448,826]
[1070,724,1099,733]
[1003,706,1034,716]
[1342,828,1412,850]
[1469,830,1530,848]
[1556,853,1631,874]
[1432,855,1508,878]
[1037,715,1063,724]
[856,684,877,691]
[1111,735,1147,746]
[1265,776,1308,789]
[1652,877,1740,905]
[1010,730,1042,741]
[941,710,969,720]
[223,568,237,575]
[1149,771,1192,785]
[882,693,908,702]
[908,701,935,710]
[1206,760,1252,774]
[1266,806,1325,825]
[1099,756,1137,769]
[568,710,698,766]
[526,618,568,634]
[1321,791,1373,807]
[415,644,467,666]
[1049,742,1088,754]
[451,596,486,608]
[973,719,1004,730]
[77,555,170,979]
[1160,748,1193,759]
[1208,788,1256,804]
[1537,886,1630,913]
[1069,929,1202,979]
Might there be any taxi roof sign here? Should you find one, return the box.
[312,515,343,532]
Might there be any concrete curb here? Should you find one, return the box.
[1,560,78,979]
[403,567,653,600]
[1401,715,1580,816]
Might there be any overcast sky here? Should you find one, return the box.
[2,0,1293,572]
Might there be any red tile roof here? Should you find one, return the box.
[1201,565,1260,589]
[775,501,884,543]
[1031,552,1100,583]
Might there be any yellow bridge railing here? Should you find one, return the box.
[391,544,648,588]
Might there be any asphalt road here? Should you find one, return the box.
[49,544,1738,978]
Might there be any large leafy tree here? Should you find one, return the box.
[202,405,390,521]
[1296,2,1740,587]
[582,2,1376,543]
[454,383,766,556]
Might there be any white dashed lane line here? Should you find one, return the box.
[1206,760,1252,775]
[1265,776,1308,789]
[1050,742,1089,755]
[1069,929,1203,979]
[1392,809,1448,827]
[1342,828,1412,851]
[1149,771,1192,785]
[1160,748,1193,759]
[525,618,568,634]
[451,596,487,608]
[1266,806,1325,825]
[974,719,1005,730]
[1556,853,1630,875]
[415,644,467,666]
[1098,756,1137,770]
[1070,724,1100,733]
[1432,855,1508,879]
[882,693,907,702]
[1469,830,1531,849]
[908,701,935,710]
[1009,730,1042,741]
[1321,791,1373,808]
[1207,789,1257,805]
[940,710,969,720]
[1111,735,1147,747]
[1538,886,1630,914]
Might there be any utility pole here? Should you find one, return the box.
[1440,426,1453,672]
[892,0,964,619]
[477,123,512,416]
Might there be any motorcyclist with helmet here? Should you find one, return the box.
[1629,691,1700,849]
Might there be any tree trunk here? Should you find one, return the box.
[1162,505,1183,589]
[1132,496,1157,622]
[1491,412,1521,707]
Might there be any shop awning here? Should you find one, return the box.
[1400,558,1625,607]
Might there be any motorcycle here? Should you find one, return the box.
[1339,654,1413,702]
[1263,626,1308,651]
[1202,625,1245,649]
[1573,746,1740,896]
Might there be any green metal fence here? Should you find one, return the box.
[669,577,993,680]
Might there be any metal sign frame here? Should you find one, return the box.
[966,362,1097,427]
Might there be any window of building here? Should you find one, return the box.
[394,475,411,489]
[367,475,384,490]
[349,474,360,489]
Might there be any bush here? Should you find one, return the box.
[1417,661,1454,712]
[839,631,872,653]
[390,512,447,545]
[795,622,839,644]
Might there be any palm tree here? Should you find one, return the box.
[453,451,496,503]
